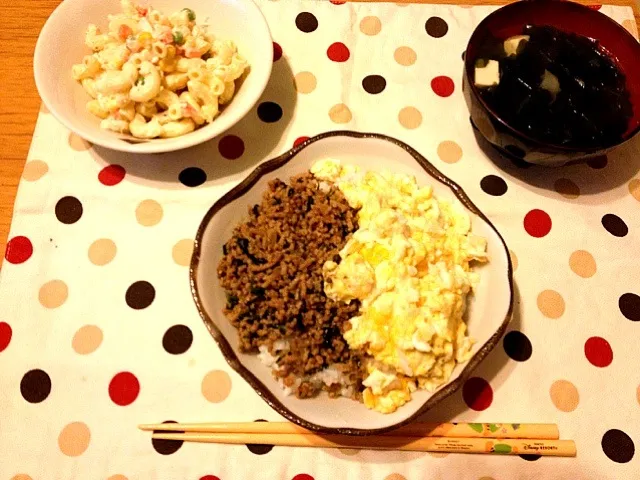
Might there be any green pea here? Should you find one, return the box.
[173,31,185,45]
[183,8,196,22]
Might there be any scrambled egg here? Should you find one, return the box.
[311,159,488,413]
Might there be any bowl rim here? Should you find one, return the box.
[190,130,514,436]
[463,0,640,153]
[32,0,272,154]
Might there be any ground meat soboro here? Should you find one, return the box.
[217,173,367,399]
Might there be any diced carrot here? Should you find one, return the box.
[184,48,201,58]
[118,24,133,41]
[136,6,148,16]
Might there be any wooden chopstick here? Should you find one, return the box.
[139,422,560,440]
[149,432,576,456]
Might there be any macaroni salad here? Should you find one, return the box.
[72,0,249,139]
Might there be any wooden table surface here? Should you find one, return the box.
[0,0,638,260]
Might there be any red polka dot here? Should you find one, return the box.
[108,371,140,406]
[587,4,602,9]
[200,476,221,480]
[584,336,613,367]
[524,209,552,237]
[5,236,33,264]
[462,377,493,411]
[218,135,245,160]
[294,136,310,147]
[327,42,350,62]
[273,42,282,62]
[98,164,126,186]
[431,76,455,97]
[0,322,12,352]
[292,475,314,480]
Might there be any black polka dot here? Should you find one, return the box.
[601,214,628,237]
[126,281,156,310]
[362,75,386,94]
[503,330,532,362]
[20,369,51,403]
[619,293,640,321]
[152,420,184,455]
[162,325,193,354]
[480,175,508,196]
[295,12,318,33]
[519,454,541,461]
[257,102,283,123]
[504,144,526,159]
[179,167,206,187]
[246,419,274,455]
[601,429,635,463]
[425,16,449,38]
[55,196,83,224]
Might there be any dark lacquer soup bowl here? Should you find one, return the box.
[463,0,640,167]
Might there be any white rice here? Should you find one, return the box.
[258,341,354,398]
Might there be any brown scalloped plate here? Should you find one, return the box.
[190,131,514,435]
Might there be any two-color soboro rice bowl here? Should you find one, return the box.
[217,159,488,413]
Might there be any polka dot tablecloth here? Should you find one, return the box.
[1,2,639,479]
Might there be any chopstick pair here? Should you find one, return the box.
[139,422,576,457]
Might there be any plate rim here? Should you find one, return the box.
[190,130,514,436]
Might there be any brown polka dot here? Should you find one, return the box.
[398,106,422,129]
[294,71,317,94]
[88,238,117,266]
[10,475,33,480]
[125,281,155,310]
[68,133,91,151]
[201,370,232,403]
[328,103,352,124]
[394,46,416,66]
[360,16,381,36]
[22,160,49,181]
[425,16,449,38]
[622,19,638,39]
[107,475,128,480]
[338,448,361,455]
[549,379,579,412]
[509,249,518,271]
[537,290,565,319]
[385,475,407,480]
[172,239,194,266]
[437,140,463,164]
[629,179,640,202]
[55,196,83,224]
[554,178,580,199]
[58,422,91,456]
[474,116,496,141]
[39,280,68,309]
[135,199,163,226]
[569,250,596,278]
[72,325,103,355]
[427,451,449,458]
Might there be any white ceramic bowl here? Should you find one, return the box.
[33,0,272,154]
[191,132,514,435]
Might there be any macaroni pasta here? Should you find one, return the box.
[72,0,249,139]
